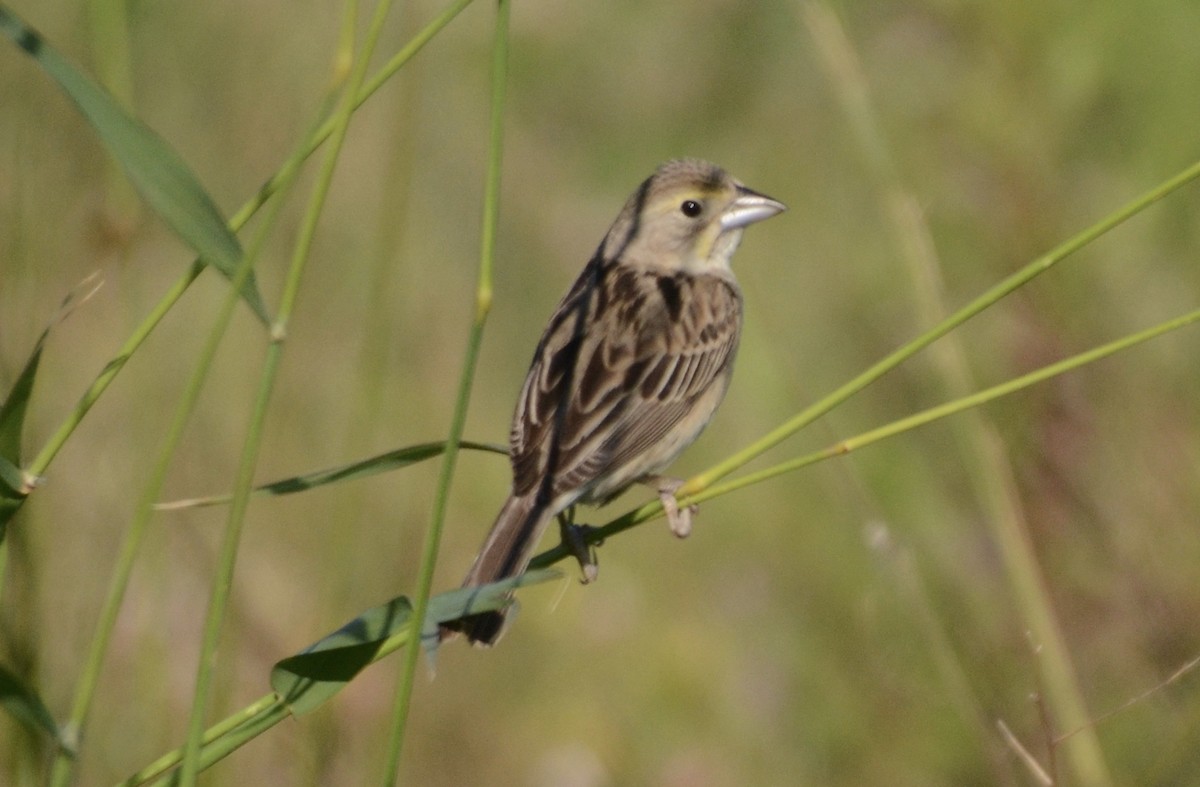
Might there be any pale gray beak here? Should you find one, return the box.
[720,188,786,232]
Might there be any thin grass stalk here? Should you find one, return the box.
[296,6,386,779]
[886,196,1111,781]
[85,0,134,112]
[25,0,475,484]
[801,3,1020,777]
[802,3,1112,783]
[118,694,282,787]
[123,627,417,785]
[26,259,203,477]
[44,60,347,787]
[380,1,509,780]
[23,11,473,771]
[235,0,475,228]
[867,526,1014,777]
[175,0,392,781]
[679,156,1200,500]
[532,305,1200,565]
[86,0,139,228]
[148,700,293,787]
[692,306,1200,502]
[119,302,1200,782]
[46,175,289,787]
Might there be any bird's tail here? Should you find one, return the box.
[441,494,552,646]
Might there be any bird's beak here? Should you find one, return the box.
[720,188,786,232]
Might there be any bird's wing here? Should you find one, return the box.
[510,258,741,503]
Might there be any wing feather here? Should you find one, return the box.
[509,259,741,505]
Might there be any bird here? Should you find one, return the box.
[443,158,784,646]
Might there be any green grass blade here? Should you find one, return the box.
[0,456,25,505]
[272,596,413,715]
[23,1,478,486]
[0,275,101,535]
[531,305,1200,566]
[0,664,66,750]
[272,571,556,716]
[155,440,507,510]
[382,2,510,779]
[0,5,268,323]
[45,114,312,786]
[117,694,281,786]
[804,6,1113,782]
[0,334,40,468]
[421,569,562,629]
[0,331,42,538]
[124,572,556,785]
[140,698,292,787]
[175,0,390,778]
[681,156,1200,498]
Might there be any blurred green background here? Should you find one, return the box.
[3,0,1200,784]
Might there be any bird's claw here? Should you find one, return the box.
[656,479,698,539]
[558,510,600,583]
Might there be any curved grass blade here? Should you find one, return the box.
[0,334,42,538]
[128,567,555,787]
[0,275,102,536]
[0,340,39,473]
[271,570,557,716]
[139,698,291,787]
[118,694,282,786]
[529,304,1200,568]
[155,440,506,510]
[0,5,268,322]
[272,596,413,716]
[0,663,68,751]
[0,456,26,526]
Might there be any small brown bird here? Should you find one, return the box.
[446,159,784,645]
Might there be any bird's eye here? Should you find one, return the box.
[680,199,703,218]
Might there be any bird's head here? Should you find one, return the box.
[602,158,785,274]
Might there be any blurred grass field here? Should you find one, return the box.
[3,0,1200,784]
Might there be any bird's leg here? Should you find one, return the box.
[557,506,600,584]
[645,476,698,539]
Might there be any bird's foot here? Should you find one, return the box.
[557,508,601,583]
[653,477,698,539]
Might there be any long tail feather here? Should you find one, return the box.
[443,494,552,646]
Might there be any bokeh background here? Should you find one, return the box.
[3,0,1200,784]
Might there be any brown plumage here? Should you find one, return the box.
[444,159,784,645]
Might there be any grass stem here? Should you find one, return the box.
[379,1,509,782]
